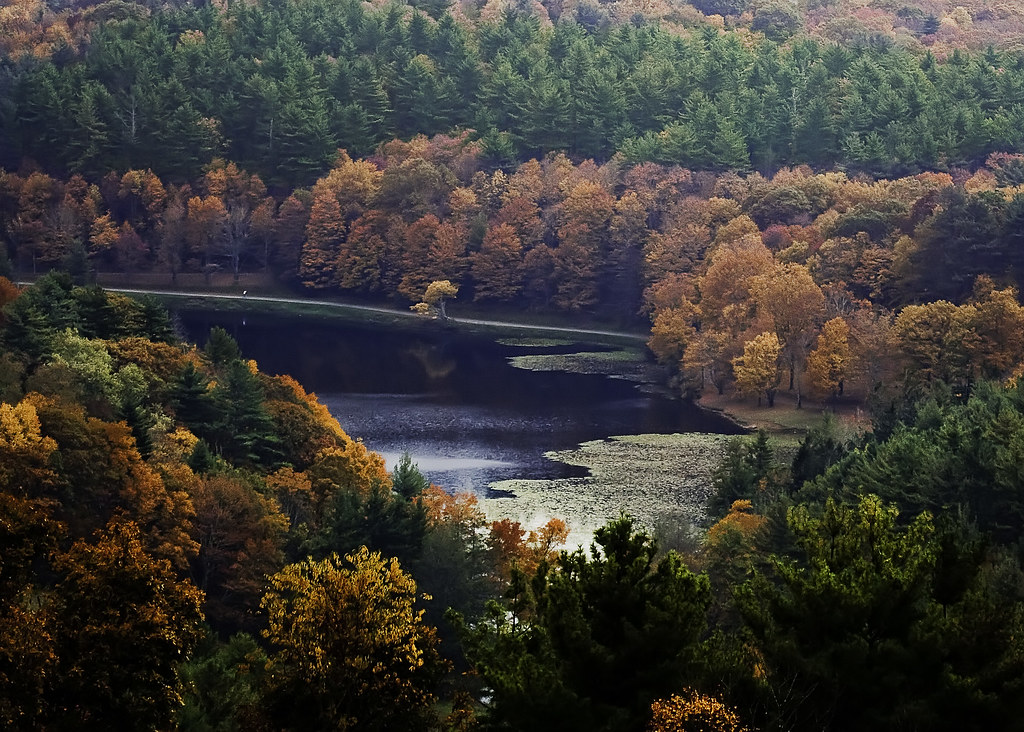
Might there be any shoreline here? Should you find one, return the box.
[15,276,648,348]
[697,389,871,445]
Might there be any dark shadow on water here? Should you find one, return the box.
[176,310,744,494]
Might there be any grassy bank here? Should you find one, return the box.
[116,287,648,347]
[698,389,870,447]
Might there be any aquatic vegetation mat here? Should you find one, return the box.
[507,348,658,382]
[482,433,732,551]
[496,338,575,347]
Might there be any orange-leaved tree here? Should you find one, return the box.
[51,520,205,729]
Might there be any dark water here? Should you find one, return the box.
[175,310,743,494]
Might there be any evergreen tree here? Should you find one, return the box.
[212,360,282,466]
[456,516,712,732]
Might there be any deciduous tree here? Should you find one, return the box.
[261,548,445,730]
[52,520,205,730]
[648,688,750,732]
[733,332,783,406]
[471,223,523,302]
[806,317,852,398]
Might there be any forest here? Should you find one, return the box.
[3,276,1024,731]
[4,0,1024,727]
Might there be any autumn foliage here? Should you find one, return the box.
[649,689,749,732]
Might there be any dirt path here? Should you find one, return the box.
[107,287,650,343]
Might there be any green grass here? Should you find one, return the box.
[146,291,443,331]
[699,389,870,446]
[140,289,646,346]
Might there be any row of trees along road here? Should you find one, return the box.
[8,147,1024,408]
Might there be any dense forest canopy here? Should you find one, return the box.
[5,0,1024,727]
[3,0,1024,184]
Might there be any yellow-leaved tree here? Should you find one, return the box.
[733,332,783,407]
[411,279,459,320]
[0,400,58,493]
[648,688,749,731]
[261,547,446,730]
[806,317,852,399]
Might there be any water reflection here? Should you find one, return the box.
[176,310,743,494]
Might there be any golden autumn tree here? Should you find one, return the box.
[608,190,651,308]
[13,172,60,271]
[398,214,442,301]
[495,195,545,247]
[265,466,315,529]
[317,150,382,223]
[705,499,767,548]
[892,301,975,387]
[89,211,119,259]
[304,442,392,529]
[202,160,268,282]
[968,281,1024,379]
[23,392,198,569]
[698,235,777,335]
[682,328,735,395]
[155,192,189,283]
[273,193,311,278]
[550,180,613,312]
[424,220,469,285]
[337,209,392,294]
[648,301,698,366]
[702,499,768,611]
[733,332,784,406]
[0,399,58,493]
[118,169,166,233]
[412,279,459,319]
[261,548,446,730]
[750,262,825,403]
[552,221,601,311]
[58,175,100,244]
[648,688,749,732]
[185,195,227,275]
[807,317,852,398]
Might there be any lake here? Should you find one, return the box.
[175,309,744,543]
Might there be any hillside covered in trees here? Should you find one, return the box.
[5,0,1024,410]
[3,278,1024,730]
[5,0,1024,727]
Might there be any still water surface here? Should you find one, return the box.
[176,310,743,495]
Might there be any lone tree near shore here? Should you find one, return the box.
[411,280,458,320]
